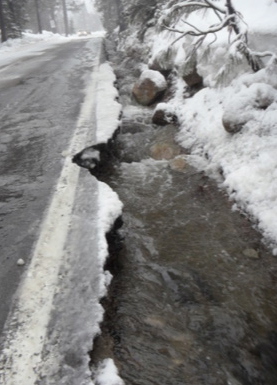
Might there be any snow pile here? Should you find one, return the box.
[0,30,68,52]
[171,59,277,248]
[0,30,105,69]
[93,359,125,385]
[97,181,123,294]
[94,183,124,385]
[139,69,167,89]
[96,63,122,143]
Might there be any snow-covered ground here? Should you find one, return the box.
[151,0,277,250]
[0,30,105,69]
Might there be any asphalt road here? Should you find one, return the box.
[0,37,102,336]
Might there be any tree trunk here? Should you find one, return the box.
[34,0,42,33]
[225,0,240,34]
[225,0,261,72]
[0,0,7,42]
[61,0,69,36]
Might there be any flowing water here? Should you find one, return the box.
[91,106,277,385]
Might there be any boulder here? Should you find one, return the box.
[251,83,276,109]
[152,104,177,126]
[183,66,203,87]
[148,47,177,77]
[132,70,167,106]
[243,248,259,259]
[222,83,277,134]
[222,111,253,134]
[150,142,180,160]
[178,52,203,87]
[169,156,187,172]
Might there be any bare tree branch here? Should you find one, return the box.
[170,1,210,13]
[166,14,235,40]
[204,0,225,13]
[181,18,204,33]
[214,9,223,22]
[253,51,276,59]
[159,0,275,75]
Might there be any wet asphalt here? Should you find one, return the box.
[0,37,101,335]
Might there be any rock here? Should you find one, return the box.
[132,70,167,106]
[252,83,276,109]
[150,142,180,160]
[222,83,277,134]
[183,67,203,87]
[72,146,100,170]
[17,258,25,266]
[144,316,165,328]
[169,156,187,171]
[152,109,169,126]
[61,150,70,157]
[243,248,259,259]
[121,122,148,134]
[222,111,252,134]
[178,54,203,87]
[152,105,177,126]
[148,46,177,77]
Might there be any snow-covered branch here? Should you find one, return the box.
[204,0,225,13]
[169,0,225,14]
[160,0,275,74]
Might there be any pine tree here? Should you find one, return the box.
[0,0,27,41]
[0,0,7,41]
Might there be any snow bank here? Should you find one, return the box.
[97,180,123,293]
[94,359,125,385]
[0,30,67,51]
[0,30,106,68]
[139,69,167,88]
[96,63,122,143]
[93,183,124,385]
[172,63,277,248]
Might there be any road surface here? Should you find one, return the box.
[0,36,108,384]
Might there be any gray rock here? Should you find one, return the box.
[183,67,203,87]
[222,111,253,134]
[152,108,177,126]
[150,142,181,160]
[132,70,167,106]
[242,248,259,259]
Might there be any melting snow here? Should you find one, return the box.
[148,0,277,248]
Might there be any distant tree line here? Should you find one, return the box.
[0,0,70,42]
[0,0,28,41]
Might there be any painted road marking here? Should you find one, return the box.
[0,50,100,384]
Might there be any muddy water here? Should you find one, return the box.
[92,107,277,385]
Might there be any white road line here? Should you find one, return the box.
[0,54,100,384]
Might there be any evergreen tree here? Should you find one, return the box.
[0,0,27,41]
[0,0,7,42]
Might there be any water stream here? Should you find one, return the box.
[91,105,277,385]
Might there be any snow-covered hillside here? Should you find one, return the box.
[98,0,277,249]
[159,0,277,249]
